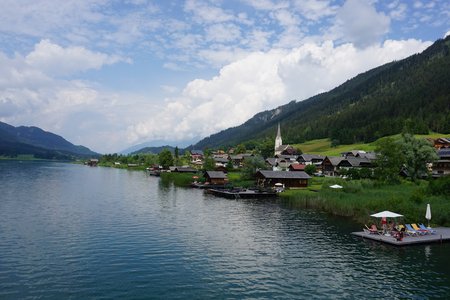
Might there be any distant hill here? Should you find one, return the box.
[193,36,450,149]
[0,122,99,160]
[130,145,177,155]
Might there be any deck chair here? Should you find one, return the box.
[398,224,417,237]
[411,223,430,235]
[406,224,425,236]
[364,224,381,234]
[419,223,436,234]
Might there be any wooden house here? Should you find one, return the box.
[321,156,344,176]
[297,154,325,166]
[432,148,450,177]
[204,171,227,185]
[171,166,197,173]
[190,150,204,162]
[289,163,306,171]
[256,170,311,188]
[433,138,450,149]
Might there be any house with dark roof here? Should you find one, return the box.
[171,166,197,173]
[204,171,227,185]
[297,154,325,166]
[321,156,344,176]
[432,148,450,177]
[255,170,311,188]
[432,137,450,149]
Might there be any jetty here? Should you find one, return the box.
[352,227,450,246]
[207,188,278,199]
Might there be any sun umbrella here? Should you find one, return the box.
[329,184,343,189]
[425,203,431,227]
[370,211,403,218]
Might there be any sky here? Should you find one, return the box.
[0,0,449,153]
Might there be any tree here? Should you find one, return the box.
[400,133,438,182]
[304,164,316,175]
[158,149,174,169]
[202,156,215,171]
[258,138,275,158]
[174,146,179,165]
[241,155,266,180]
[235,144,247,154]
[374,137,404,184]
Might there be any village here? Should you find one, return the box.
[143,125,450,192]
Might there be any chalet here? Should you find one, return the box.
[190,150,204,162]
[230,153,254,168]
[204,171,227,185]
[171,166,197,173]
[275,145,297,156]
[339,157,373,168]
[289,163,306,172]
[341,150,376,161]
[432,138,450,149]
[432,148,450,177]
[297,154,325,166]
[86,158,99,166]
[256,170,311,188]
[321,156,344,176]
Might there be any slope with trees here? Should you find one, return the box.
[193,36,450,150]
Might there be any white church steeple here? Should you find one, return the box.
[274,123,282,154]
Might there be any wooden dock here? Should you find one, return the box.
[207,188,278,199]
[351,227,450,246]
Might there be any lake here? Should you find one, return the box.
[0,161,449,299]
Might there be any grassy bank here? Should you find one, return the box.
[292,132,448,156]
[280,177,450,227]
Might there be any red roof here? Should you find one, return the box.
[289,164,306,171]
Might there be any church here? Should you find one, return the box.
[274,123,296,156]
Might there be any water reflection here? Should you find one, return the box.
[0,161,449,299]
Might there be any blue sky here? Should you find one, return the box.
[0,0,448,153]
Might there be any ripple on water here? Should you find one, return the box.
[0,161,450,299]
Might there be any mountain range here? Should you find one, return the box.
[191,35,450,150]
[0,122,99,160]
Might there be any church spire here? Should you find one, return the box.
[274,123,282,155]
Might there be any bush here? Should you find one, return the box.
[427,176,450,196]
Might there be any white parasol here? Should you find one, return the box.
[329,184,343,189]
[370,211,403,218]
[425,203,431,227]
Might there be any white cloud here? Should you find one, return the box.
[184,0,234,24]
[127,38,431,146]
[0,41,135,152]
[293,0,337,21]
[205,23,242,43]
[25,40,128,76]
[332,0,391,48]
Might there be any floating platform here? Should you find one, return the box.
[351,227,450,246]
[207,188,278,199]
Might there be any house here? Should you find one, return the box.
[432,148,450,177]
[289,163,306,172]
[432,138,450,149]
[229,153,254,168]
[190,150,204,162]
[297,154,325,166]
[86,158,99,166]
[275,144,297,156]
[255,170,311,188]
[204,171,227,185]
[321,156,344,176]
[171,166,197,173]
[339,157,373,169]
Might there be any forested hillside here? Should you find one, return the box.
[0,121,98,159]
[194,36,450,150]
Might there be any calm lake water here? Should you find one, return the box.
[0,161,449,299]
